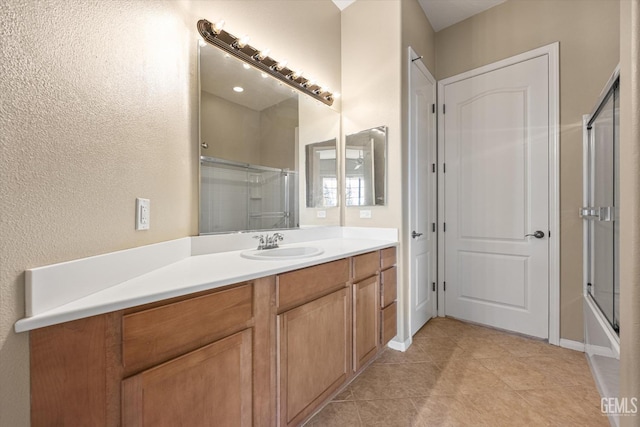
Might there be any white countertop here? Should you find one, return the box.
[15,227,397,333]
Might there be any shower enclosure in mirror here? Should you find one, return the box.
[344,126,387,206]
[198,42,340,234]
[581,68,620,335]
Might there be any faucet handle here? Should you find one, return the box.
[253,234,265,249]
[273,233,284,241]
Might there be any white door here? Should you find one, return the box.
[408,48,437,335]
[441,54,550,338]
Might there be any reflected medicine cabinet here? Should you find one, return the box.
[344,126,387,207]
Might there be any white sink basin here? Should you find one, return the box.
[241,246,324,260]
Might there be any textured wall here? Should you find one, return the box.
[0,1,341,424]
[435,0,620,342]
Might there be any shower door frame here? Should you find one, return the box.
[581,65,621,345]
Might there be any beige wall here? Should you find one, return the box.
[200,91,262,164]
[0,1,341,424]
[619,0,640,424]
[298,96,342,226]
[341,0,405,338]
[341,0,402,228]
[435,0,620,342]
[259,98,298,170]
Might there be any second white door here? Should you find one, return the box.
[408,48,437,335]
[441,54,551,338]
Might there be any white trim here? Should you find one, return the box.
[437,42,561,343]
[388,336,412,352]
[585,294,621,358]
[586,343,617,358]
[559,338,585,352]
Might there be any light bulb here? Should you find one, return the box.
[257,48,270,61]
[236,35,250,48]
[291,70,303,79]
[276,60,288,71]
[212,20,225,34]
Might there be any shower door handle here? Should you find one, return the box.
[411,231,423,238]
[525,231,545,239]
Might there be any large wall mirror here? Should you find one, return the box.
[345,126,387,206]
[198,43,340,234]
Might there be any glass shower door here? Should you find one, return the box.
[584,78,620,334]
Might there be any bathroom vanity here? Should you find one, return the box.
[24,236,397,426]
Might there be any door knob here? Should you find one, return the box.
[525,231,545,239]
[412,231,423,238]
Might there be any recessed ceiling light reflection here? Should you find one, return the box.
[233,86,244,93]
[243,64,251,70]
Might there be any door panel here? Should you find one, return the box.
[443,55,550,338]
[409,51,437,335]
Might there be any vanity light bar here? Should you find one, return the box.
[197,19,334,106]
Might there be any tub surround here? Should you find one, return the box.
[15,226,397,333]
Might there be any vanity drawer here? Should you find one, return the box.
[352,251,380,282]
[381,302,397,345]
[381,266,397,308]
[380,247,397,270]
[277,259,350,312]
[122,284,253,374]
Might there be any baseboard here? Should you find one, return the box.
[586,343,617,358]
[559,338,585,352]
[387,336,412,352]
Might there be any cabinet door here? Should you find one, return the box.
[354,275,380,371]
[381,302,398,345]
[278,288,349,427]
[122,329,252,427]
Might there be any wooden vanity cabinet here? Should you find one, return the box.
[120,284,255,427]
[380,247,398,345]
[122,329,253,427]
[352,251,380,372]
[30,281,269,427]
[276,260,351,427]
[29,247,398,427]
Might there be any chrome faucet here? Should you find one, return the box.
[253,233,284,250]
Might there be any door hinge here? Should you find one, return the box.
[442,104,446,114]
[548,230,551,238]
[432,282,436,292]
[432,163,435,173]
[432,104,435,114]
[443,223,446,232]
[432,223,436,232]
[587,282,592,292]
[443,163,446,173]
[443,282,446,291]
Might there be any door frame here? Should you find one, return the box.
[437,42,560,345]
[407,46,437,337]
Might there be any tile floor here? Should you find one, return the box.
[305,317,608,427]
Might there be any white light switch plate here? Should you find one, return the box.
[317,210,327,218]
[136,198,150,230]
[360,210,372,219]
